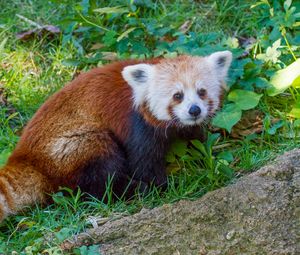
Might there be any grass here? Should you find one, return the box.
[0,0,299,254]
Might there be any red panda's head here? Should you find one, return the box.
[122,51,232,126]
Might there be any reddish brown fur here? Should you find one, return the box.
[0,59,162,221]
[0,53,229,221]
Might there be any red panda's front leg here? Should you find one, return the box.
[76,143,149,200]
[125,113,169,189]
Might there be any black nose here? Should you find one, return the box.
[189,105,201,117]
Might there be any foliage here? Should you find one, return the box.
[167,133,234,189]
[0,0,300,253]
[51,0,300,133]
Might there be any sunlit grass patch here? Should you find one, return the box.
[0,39,76,117]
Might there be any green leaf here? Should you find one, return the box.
[212,103,242,132]
[77,245,101,255]
[217,151,234,162]
[290,97,300,118]
[191,140,207,156]
[102,30,117,46]
[223,37,239,48]
[219,164,234,178]
[284,0,292,11]
[54,227,73,242]
[117,27,137,42]
[291,75,300,88]
[228,89,262,110]
[267,59,300,96]
[250,0,270,9]
[267,120,284,135]
[93,6,129,14]
[254,77,272,88]
[169,139,188,157]
[293,119,300,127]
[228,58,252,86]
[165,151,176,163]
[131,41,150,55]
[62,59,81,67]
[0,37,8,56]
[81,0,90,15]
[205,133,220,153]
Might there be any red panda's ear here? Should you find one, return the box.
[122,64,155,107]
[206,51,232,82]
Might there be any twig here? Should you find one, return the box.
[212,143,231,150]
[16,14,43,29]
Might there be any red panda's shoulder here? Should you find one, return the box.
[19,58,163,145]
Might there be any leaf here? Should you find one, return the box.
[212,103,242,133]
[81,0,90,15]
[117,27,137,42]
[77,245,101,255]
[166,162,181,173]
[228,89,262,110]
[223,37,239,48]
[267,59,300,96]
[205,133,220,153]
[102,30,117,46]
[93,6,129,14]
[131,41,150,55]
[293,119,300,127]
[250,0,270,9]
[0,38,7,56]
[217,151,234,162]
[170,140,188,157]
[254,77,272,89]
[228,58,252,86]
[267,120,284,135]
[256,39,281,63]
[54,227,73,242]
[62,59,81,67]
[291,75,300,88]
[219,164,234,179]
[284,0,292,11]
[290,97,300,118]
[191,140,207,156]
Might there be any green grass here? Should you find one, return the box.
[0,0,299,253]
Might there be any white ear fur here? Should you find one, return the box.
[122,64,155,108]
[206,50,232,81]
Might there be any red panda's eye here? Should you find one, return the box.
[173,92,184,101]
[198,88,207,99]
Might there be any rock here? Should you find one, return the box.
[61,149,300,254]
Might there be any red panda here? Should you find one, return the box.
[0,51,232,221]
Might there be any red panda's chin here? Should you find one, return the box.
[178,116,205,126]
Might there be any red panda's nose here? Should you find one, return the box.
[189,105,201,117]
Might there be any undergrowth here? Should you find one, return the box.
[0,0,299,253]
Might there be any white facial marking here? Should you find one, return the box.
[172,88,207,126]
[121,52,232,126]
[146,82,175,120]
